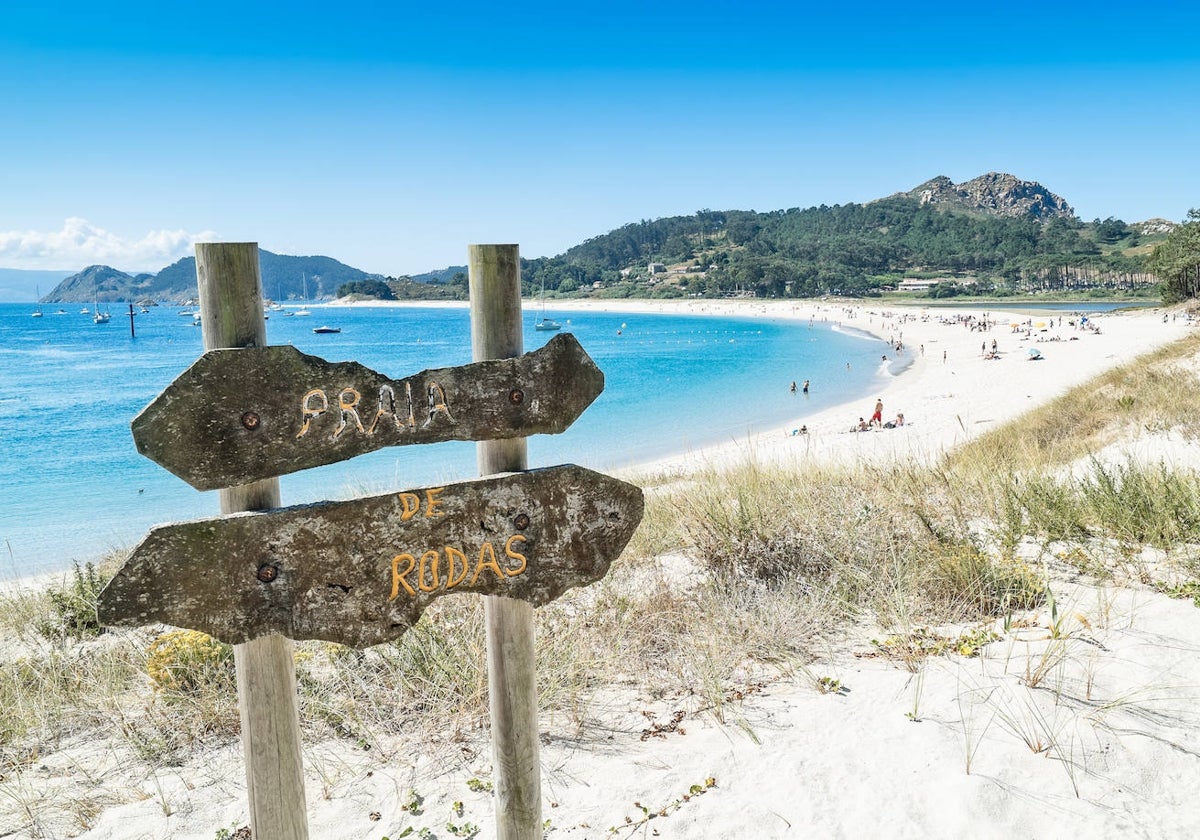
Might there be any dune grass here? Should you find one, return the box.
[4,330,1200,833]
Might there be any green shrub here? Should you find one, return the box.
[39,561,110,641]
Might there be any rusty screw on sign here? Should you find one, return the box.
[241,411,261,431]
[514,513,530,531]
[509,388,524,405]
[256,563,279,583]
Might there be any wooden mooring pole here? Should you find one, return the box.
[196,243,309,840]
[468,244,543,839]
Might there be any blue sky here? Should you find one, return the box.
[1,1,1198,276]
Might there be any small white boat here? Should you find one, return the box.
[294,308,312,316]
[80,307,90,315]
[93,310,111,324]
[534,280,560,331]
[312,325,341,334]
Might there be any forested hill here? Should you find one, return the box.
[510,173,1165,300]
[45,250,382,303]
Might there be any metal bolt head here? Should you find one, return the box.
[514,513,530,530]
[509,389,524,405]
[256,563,278,583]
[241,411,261,431]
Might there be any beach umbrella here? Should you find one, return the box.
[1027,347,1044,359]
[1035,321,1047,328]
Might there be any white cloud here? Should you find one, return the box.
[0,218,219,272]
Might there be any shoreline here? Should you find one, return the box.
[332,296,1194,477]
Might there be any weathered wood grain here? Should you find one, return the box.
[470,243,541,839]
[196,242,310,840]
[98,465,644,648]
[131,332,604,491]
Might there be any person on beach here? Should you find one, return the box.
[802,379,809,394]
[870,398,883,428]
[791,381,797,393]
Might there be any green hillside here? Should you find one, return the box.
[514,198,1162,301]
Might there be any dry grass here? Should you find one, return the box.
[952,330,1200,471]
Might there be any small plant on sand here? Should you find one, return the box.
[608,777,717,837]
[872,625,1000,666]
[1154,579,1200,607]
[146,630,234,693]
[38,561,110,641]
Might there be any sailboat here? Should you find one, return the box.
[92,284,111,323]
[31,286,43,317]
[534,280,560,331]
[294,273,312,316]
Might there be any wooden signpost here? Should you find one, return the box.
[131,334,604,490]
[99,465,642,647]
[98,242,642,840]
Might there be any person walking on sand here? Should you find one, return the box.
[870,398,883,428]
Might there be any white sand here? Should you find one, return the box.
[11,299,1200,839]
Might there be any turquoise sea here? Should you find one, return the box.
[0,301,899,578]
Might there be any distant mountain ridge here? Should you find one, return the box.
[895,172,1075,220]
[44,251,384,303]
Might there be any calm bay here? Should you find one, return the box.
[0,301,890,578]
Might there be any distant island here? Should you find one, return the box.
[37,173,1197,304]
[43,251,386,305]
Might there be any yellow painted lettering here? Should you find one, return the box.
[418,549,441,592]
[424,487,445,518]
[504,534,528,577]
[470,541,505,585]
[367,385,397,435]
[445,546,468,588]
[404,382,416,429]
[422,380,455,427]
[296,388,329,438]
[333,387,365,438]
[398,493,421,520]
[389,553,417,600]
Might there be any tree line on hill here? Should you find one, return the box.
[507,199,1162,301]
[1149,209,1200,304]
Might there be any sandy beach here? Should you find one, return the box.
[8,298,1200,839]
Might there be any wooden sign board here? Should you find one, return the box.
[98,465,643,648]
[132,332,604,491]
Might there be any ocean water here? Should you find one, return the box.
[0,301,891,578]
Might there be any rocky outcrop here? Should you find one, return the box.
[900,172,1075,221]
[1135,218,1177,236]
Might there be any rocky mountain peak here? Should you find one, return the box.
[900,172,1075,221]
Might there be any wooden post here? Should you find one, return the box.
[468,244,542,839]
[196,243,309,840]
[128,303,136,338]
